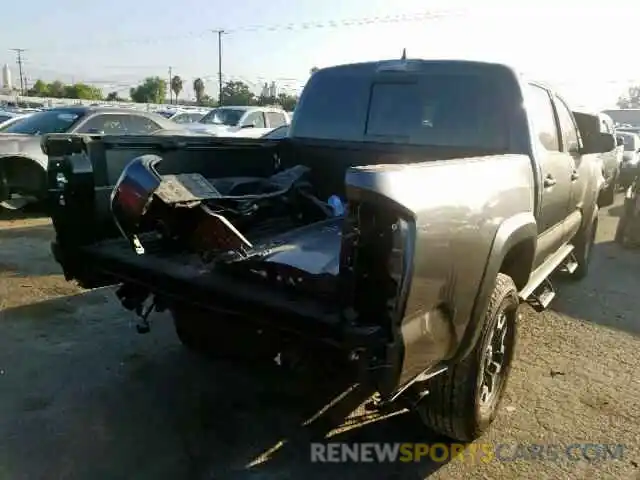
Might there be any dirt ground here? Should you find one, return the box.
[0,198,638,480]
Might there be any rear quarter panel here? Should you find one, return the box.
[345,153,535,391]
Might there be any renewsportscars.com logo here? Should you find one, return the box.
[310,442,626,464]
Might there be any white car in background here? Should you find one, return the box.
[156,109,209,125]
[185,106,290,137]
[617,131,640,189]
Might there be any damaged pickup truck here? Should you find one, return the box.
[46,59,614,442]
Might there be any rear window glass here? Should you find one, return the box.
[292,68,508,150]
[366,77,507,149]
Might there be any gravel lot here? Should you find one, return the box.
[0,198,638,480]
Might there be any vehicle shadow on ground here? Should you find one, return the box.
[239,390,452,480]
[0,291,454,480]
[552,241,640,336]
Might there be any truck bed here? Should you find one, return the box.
[54,234,356,345]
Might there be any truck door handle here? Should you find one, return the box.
[544,175,557,187]
[571,170,579,181]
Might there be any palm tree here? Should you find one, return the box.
[193,78,205,105]
[171,75,183,104]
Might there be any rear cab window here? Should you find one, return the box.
[553,96,580,152]
[291,61,514,151]
[527,84,560,152]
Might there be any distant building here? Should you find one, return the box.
[261,82,269,97]
[2,64,11,89]
[0,64,12,94]
[269,81,277,98]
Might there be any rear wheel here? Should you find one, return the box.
[572,210,598,280]
[615,190,639,245]
[414,273,519,442]
[598,181,616,208]
[171,307,280,361]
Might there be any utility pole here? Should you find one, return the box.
[11,48,26,95]
[213,30,225,106]
[168,66,172,104]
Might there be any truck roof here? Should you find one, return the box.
[318,58,518,76]
[293,58,522,147]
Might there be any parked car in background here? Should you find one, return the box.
[0,112,32,130]
[573,110,622,206]
[185,106,290,137]
[169,111,207,125]
[601,113,624,166]
[0,111,17,124]
[617,131,640,189]
[0,106,178,210]
[602,108,640,128]
[156,109,208,125]
[261,124,289,139]
[616,125,640,136]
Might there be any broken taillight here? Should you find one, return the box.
[110,155,163,254]
[339,199,414,334]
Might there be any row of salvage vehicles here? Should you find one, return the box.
[34,58,620,442]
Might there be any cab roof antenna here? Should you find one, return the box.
[401,48,407,60]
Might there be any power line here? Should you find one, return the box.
[25,10,462,53]
[10,48,26,95]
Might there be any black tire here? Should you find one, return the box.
[598,181,615,208]
[615,195,637,245]
[172,308,280,361]
[415,273,519,442]
[571,209,598,280]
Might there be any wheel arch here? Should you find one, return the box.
[451,212,537,363]
[0,154,48,201]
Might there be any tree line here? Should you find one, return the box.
[24,76,298,110]
[128,76,298,110]
[26,80,103,101]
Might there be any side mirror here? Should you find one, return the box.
[616,136,624,147]
[582,132,615,154]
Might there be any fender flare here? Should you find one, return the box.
[451,212,537,363]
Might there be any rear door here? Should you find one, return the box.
[552,94,588,242]
[526,84,574,265]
